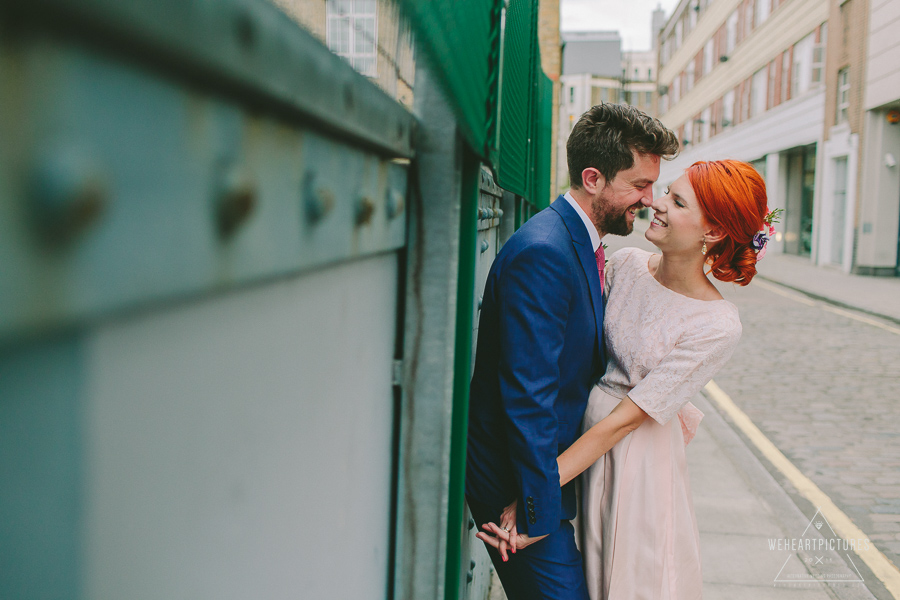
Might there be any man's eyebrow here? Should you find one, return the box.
[631,179,654,186]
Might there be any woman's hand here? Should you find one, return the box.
[475,499,547,559]
[477,522,547,558]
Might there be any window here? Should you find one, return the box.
[755,0,770,27]
[791,32,815,97]
[723,89,735,127]
[726,10,738,54]
[742,0,755,40]
[767,61,777,109]
[646,91,653,105]
[701,106,711,142]
[570,86,575,103]
[741,78,752,122]
[751,67,767,117]
[812,45,825,85]
[686,62,695,92]
[704,39,715,76]
[781,50,791,103]
[836,68,850,124]
[326,0,378,77]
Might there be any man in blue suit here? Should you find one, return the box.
[466,104,679,599]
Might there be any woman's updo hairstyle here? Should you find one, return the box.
[686,159,768,286]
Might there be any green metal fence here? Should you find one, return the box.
[0,0,557,599]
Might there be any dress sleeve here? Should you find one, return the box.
[627,311,742,425]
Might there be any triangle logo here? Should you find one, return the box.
[771,507,867,585]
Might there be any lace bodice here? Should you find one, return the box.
[597,247,742,426]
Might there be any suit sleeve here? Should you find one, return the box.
[497,241,574,536]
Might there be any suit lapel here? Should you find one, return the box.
[550,197,606,364]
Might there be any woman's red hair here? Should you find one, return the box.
[686,160,768,286]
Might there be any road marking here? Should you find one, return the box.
[753,279,817,306]
[753,279,900,336]
[704,379,900,598]
[820,305,900,337]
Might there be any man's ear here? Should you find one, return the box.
[581,168,606,195]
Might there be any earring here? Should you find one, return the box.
[701,240,708,255]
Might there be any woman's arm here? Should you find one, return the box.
[557,395,650,486]
[478,396,651,554]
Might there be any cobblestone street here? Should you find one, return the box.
[712,276,900,571]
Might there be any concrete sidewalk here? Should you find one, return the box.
[755,253,900,324]
[690,392,876,600]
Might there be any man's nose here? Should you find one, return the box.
[640,189,654,207]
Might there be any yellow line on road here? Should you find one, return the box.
[704,379,900,598]
[754,279,900,337]
[753,279,817,306]
[820,305,900,337]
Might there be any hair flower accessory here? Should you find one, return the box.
[751,208,783,262]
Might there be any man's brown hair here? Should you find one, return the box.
[567,103,679,188]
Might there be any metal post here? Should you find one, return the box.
[394,61,465,600]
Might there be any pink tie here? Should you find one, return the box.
[595,246,605,293]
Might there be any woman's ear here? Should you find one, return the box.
[704,225,727,244]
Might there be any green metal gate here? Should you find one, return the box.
[0,0,557,598]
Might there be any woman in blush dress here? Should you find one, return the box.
[479,160,777,599]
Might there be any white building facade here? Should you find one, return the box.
[657,0,830,262]
[857,0,900,275]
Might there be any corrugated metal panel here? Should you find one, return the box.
[497,0,538,198]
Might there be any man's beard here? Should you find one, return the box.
[591,189,638,237]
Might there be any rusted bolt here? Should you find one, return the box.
[217,168,256,238]
[235,10,256,50]
[303,172,335,223]
[356,195,375,225]
[386,189,405,219]
[480,240,489,253]
[31,146,107,243]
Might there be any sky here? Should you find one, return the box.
[561,0,682,51]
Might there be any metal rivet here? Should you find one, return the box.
[481,240,489,253]
[386,190,405,219]
[31,146,107,243]
[471,559,477,569]
[304,172,335,223]
[478,296,483,309]
[217,167,256,238]
[468,518,476,530]
[356,195,375,225]
[235,11,256,50]
[466,572,474,584]
[496,208,504,218]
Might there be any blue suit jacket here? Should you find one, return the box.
[466,196,606,536]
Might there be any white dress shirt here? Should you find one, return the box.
[564,191,602,252]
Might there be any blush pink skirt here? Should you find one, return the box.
[577,385,704,600]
